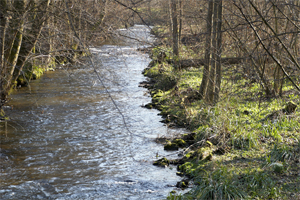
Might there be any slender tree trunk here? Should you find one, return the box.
[1,0,27,101]
[0,0,9,106]
[47,12,55,68]
[214,0,222,103]
[148,0,152,24]
[11,0,50,88]
[0,0,8,71]
[178,0,183,44]
[206,0,219,104]
[199,0,213,99]
[171,0,179,58]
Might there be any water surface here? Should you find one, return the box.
[0,25,183,200]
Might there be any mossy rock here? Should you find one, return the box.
[144,103,153,109]
[153,157,170,167]
[173,139,187,147]
[164,142,179,151]
[176,179,189,188]
[181,133,196,145]
[188,147,212,161]
[176,172,184,176]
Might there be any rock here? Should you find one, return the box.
[144,103,153,109]
[176,172,184,176]
[164,142,179,151]
[173,139,187,147]
[176,179,189,188]
[182,133,196,141]
[153,157,170,167]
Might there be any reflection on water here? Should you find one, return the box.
[0,25,184,199]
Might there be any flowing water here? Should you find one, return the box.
[0,25,184,199]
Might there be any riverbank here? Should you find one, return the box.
[143,38,300,199]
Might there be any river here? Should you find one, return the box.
[0,25,184,199]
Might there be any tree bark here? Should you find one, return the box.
[199,0,213,99]
[215,0,223,104]
[206,0,219,104]
[170,0,179,58]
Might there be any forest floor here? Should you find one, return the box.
[143,29,300,199]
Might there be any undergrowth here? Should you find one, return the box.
[145,47,300,199]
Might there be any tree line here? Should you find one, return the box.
[0,0,137,110]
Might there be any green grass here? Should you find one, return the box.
[144,46,300,199]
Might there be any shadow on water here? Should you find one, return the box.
[0,25,185,199]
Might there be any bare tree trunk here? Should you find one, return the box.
[11,0,50,88]
[206,0,219,104]
[171,0,179,58]
[0,0,9,106]
[178,0,183,44]
[0,0,8,71]
[47,11,55,68]
[215,0,223,103]
[1,0,26,101]
[199,0,213,99]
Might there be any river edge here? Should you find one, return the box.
[139,50,197,196]
[0,27,186,199]
[140,40,300,199]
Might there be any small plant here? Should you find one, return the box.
[166,192,184,200]
[191,167,246,200]
[268,143,294,162]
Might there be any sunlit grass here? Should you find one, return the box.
[145,47,300,199]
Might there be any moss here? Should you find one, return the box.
[184,151,194,159]
[173,139,187,147]
[0,108,5,118]
[153,157,170,167]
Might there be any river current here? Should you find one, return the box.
[0,25,183,199]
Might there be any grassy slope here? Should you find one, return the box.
[144,44,300,199]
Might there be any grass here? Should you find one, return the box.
[145,46,300,199]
